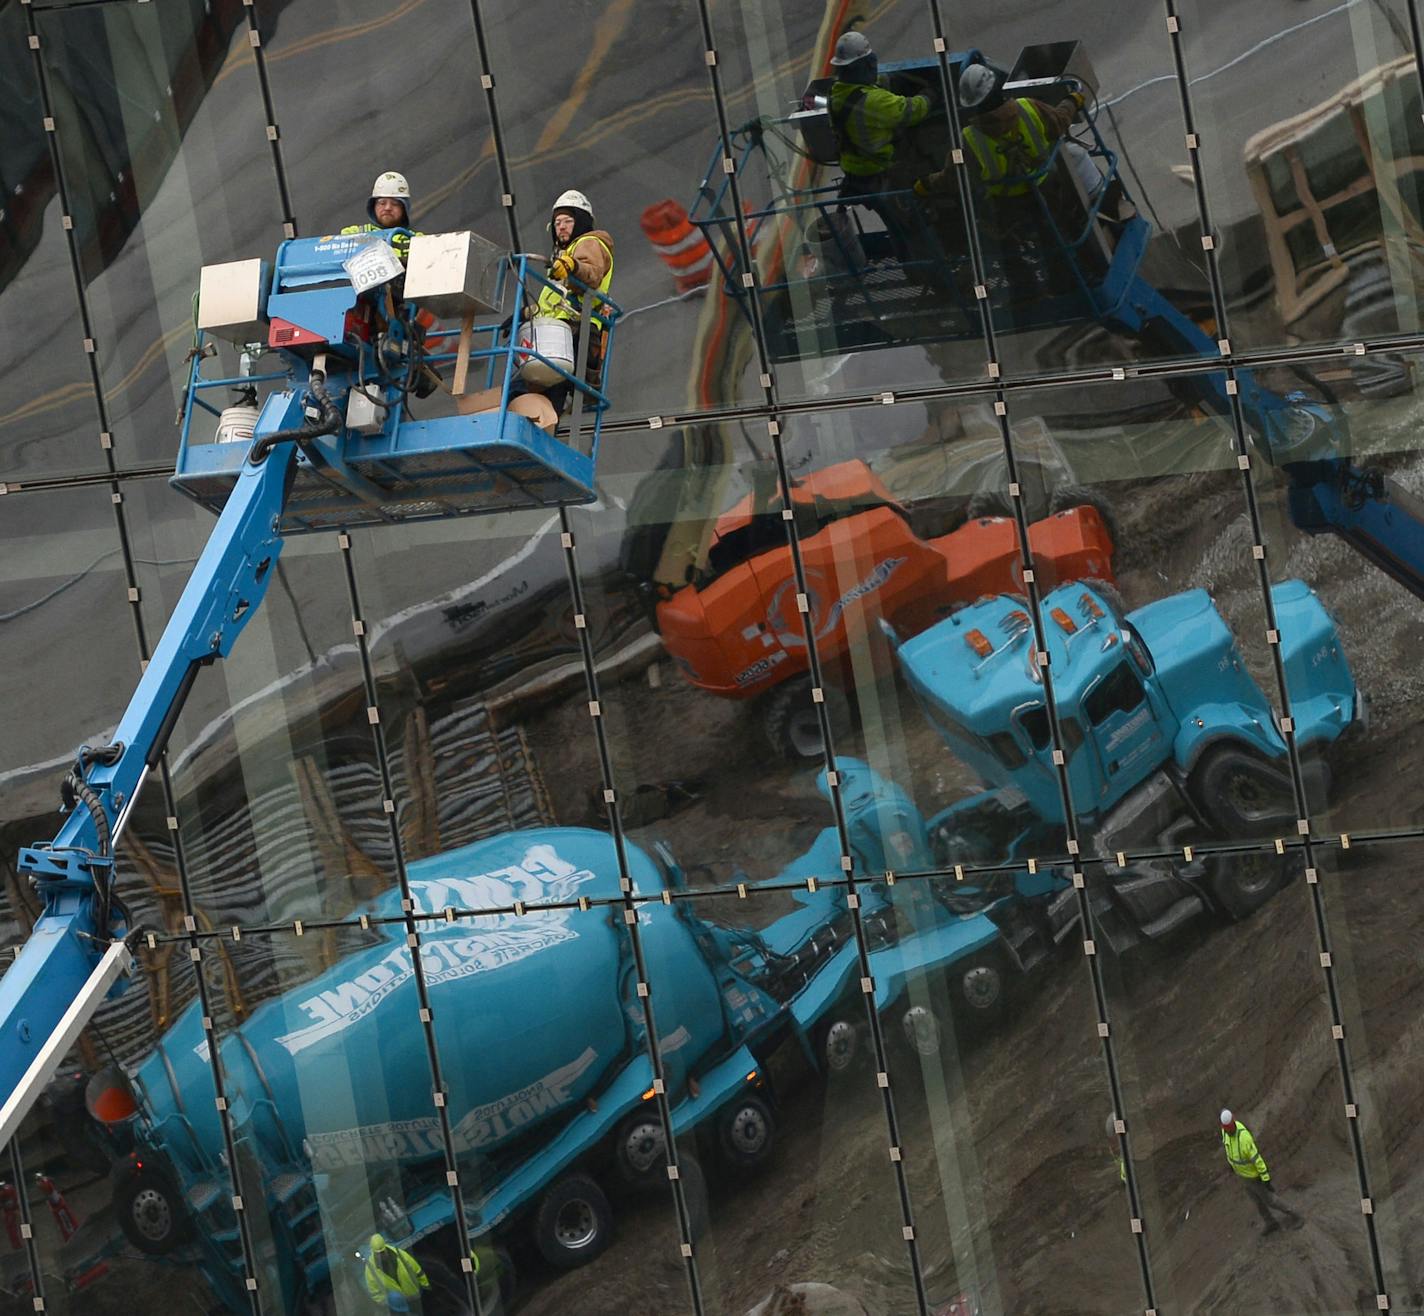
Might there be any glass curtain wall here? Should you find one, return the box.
[1,0,1421,1312]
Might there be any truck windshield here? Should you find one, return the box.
[1084,662,1146,725]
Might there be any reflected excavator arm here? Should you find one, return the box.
[0,419,304,1147]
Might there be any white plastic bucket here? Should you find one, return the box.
[214,401,261,445]
[515,316,575,388]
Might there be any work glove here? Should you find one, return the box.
[1069,89,1087,111]
[913,178,931,198]
[1262,1179,1275,1192]
[549,252,578,282]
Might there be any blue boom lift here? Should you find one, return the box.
[688,40,1424,602]
[0,226,619,1299]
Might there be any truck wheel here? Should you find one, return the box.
[815,1015,863,1076]
[966,487,1012,520]
[761,675,850,761]
[1189,744,1295,837]
[718,1095,776,1169]
[1204,853,1284,920]
[533,1172,613,1270]
[1048,483,1120,551]
[613,1109,667,1188]
[674,1154,710,1243]
[950,950,1010,1032]
[114,1164,190,1256]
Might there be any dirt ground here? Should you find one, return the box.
[508,404,1424,1315]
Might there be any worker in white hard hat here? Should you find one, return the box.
[913,61,1097,294]
[341,171,422,261]
[1219,1108,1305,1235]
[826,29,938,262]
[526,189,615,413]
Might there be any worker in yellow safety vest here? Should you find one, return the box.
[526,188,615,413]
[826,30,936,263]
[1107,1112,1125,1185]
[359,1233,430,1309]
[342,171,422,261]
[1219,1108,1305,1234]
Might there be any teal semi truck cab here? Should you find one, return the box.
[890,580,1360,952]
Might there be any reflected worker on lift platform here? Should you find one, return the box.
[827,30,935,261]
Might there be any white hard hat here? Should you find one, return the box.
[551,189,594,224]
[830,31,873,67]
[1219,1108,1234,1127]
[959,62,1005,110]
[368,171,412,223]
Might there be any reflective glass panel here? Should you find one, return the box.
[1181,0,1424,356]
[0,5,101,483]
[37,1,285,473]
[1097,850,1373,1312]
[127,479,392,926]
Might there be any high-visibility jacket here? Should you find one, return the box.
[364,1243,429,1305]
[537,232,614,331]
[962,99,1052,198]
[1221,1122,1271,1181]
[340,223,421,261]
[829,79,930,177]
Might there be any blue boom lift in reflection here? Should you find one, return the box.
[688,40,1424,602]
[0,227,619,1304]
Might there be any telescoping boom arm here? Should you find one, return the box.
[0,228,621,1146]
[0,430,306,1147]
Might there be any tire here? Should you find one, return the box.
[113,1164,190,1256]
[966,487,1013,520]
[948,949,1010,1032]
[533,1172,613,1270]
[1203,852,1285,920]
[1048,483,1120,551]
[674,1154,710,1243]
[717,1094,776,1169]
[814,1013,863,1077]
[1188,743,1296,838]
[760,675,850,762]
[613,1108,667,1188]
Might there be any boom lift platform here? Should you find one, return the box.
[690,40,1424,604]
[0,227,620,1153]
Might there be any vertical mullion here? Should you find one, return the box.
[239,3,297,236]
[764,419,931,1315]
[1161,2,1389,1305]
[466,0,523,253]
[5,1139,45,1313]
[972,387,1161,1313]
[337,533,488,1316]
[555,507,705,1316]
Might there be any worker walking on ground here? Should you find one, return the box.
[528,189,614,413]
[1219,1108,1305,1234]
[342,171,421,261]
[359,1232,430,1309]
[827,31,934,261]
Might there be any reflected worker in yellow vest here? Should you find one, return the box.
[916,62,1088,295]
[531,189,615,415]
[1219,1108,1305,1235]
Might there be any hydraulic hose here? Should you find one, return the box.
[249,369,343,463]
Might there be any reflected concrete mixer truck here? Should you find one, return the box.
[82,757,1025,1311]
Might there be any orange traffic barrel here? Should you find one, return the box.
[641,199,715,292]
